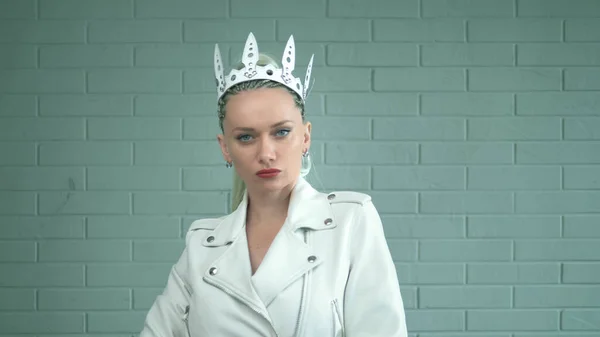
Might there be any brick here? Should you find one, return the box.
[374,167,465,190]
[516,240,600,261]
[396,263,465,284]
[185,19,274,42]
[375,68,465,91]
[308,116,370,140]
[374,118,465,140]
[88,167,180,191]
[88,117,181,140]
[516,142,600,164]
[135,141,222,165]
[564,166,600,189]
[87,216,180,238]
[134,239,184,262]
[421,142,513,164]
[136,0,225,18]
[400,287,418,309]
[519,0,600,17]
[421,286,511,308]
[39,142,131,166]
[328,43,416,66]
[0,192,35,215]
[325,142,417,164]
[329,0,416,17]
[87,311,146,333]
[513,334,597,337]
[564,215,600,238]
[38,289,130,310]
[0,167,84,191]
[421,192,513,214]
[40,95,132,116]
[468,310,558,331]
[38,192,130,215]
[517,93,600,116]
[423,43,513,66]
[0,0,35,18]
[382,215,465,238]
[133,288,162,309]
[518,44,600,66]
[563,310,600,330]
[310,166,371,190]
[368,191,418,213]
[468,166,560,190]
[0,289,34,310]
[136,45,213,67]
[374,19,464,42]
[133,191,228,215]
[326,93,417,116]
[566,19,600,41]
[184,68,221,93]
[87,263,171,286]
[0,45,37,68]
[0,216,84,239]
[404,310,464,331]
[0,263,84,286]
[469,68,561,91]
[468,19,561,42]
[88,69,181,93]
[0,241,35,262]
[135,94,211,116]
[468,215,561,237]
[424,0,513,17]
[0,20,85,43]
[565,118,600,140]
[420,240,512,261]
[515,286,600,308]
[40,45,132,68]
[468,263,560,284]
[468,117,560,140]
[516,192,600,213]
[278,19,368,42]
[565,68,600,90]
[0,313,84,333]
[232,0,325,17]
[0,95,36,116]
[421,93,513,116]
[386,239,418,261]
[183,117,227,140]
[0,70,84,93]
[0,142,34,165]
[311,67,371,92]
[0,118,84,141]
[563,263,600,283]
[89,20,181,43]
[39,0,132,18]
[182,167,234,191]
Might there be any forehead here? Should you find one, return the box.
[224,87,302,127]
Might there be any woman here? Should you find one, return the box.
[140,32,408,337]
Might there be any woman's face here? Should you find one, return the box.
[217,87,311,194]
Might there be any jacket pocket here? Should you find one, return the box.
[331,299,344,337]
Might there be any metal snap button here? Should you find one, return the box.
[324,218,333,226]
[209,267,218,275]
[308,255,317,263]
[206,236,215,243]
[327,193,336,200]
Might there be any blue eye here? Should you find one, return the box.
[237,134,252,142]
[276,129,290,137]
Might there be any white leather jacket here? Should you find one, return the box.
[140,177,408,337]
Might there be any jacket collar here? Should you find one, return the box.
[202,176,336,247]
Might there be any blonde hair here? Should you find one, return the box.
[218,53,306,212]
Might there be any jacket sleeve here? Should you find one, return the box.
[139,245,192,337]
[343,200,408,337]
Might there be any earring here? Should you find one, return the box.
[302,149,309,157]
[225,161,232,168]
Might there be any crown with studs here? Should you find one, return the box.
[214,32,314,103]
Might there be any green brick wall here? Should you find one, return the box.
[1,0,599,335]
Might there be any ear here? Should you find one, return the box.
[303,121,312,150]
[217,134,231,163]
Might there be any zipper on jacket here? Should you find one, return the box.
[203,276,280,337]
[183,305,192,337]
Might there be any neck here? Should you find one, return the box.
[245,184,294,227]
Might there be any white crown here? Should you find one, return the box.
[214,32,314,103]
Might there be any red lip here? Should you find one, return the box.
[256,168,281,175]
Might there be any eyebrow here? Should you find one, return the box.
[232,120,294,132]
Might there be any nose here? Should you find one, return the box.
[257,136,276,164]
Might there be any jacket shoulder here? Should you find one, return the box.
[187,217,222,232]
[327,191,372,205]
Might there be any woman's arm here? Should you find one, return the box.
[343,200,409,337]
